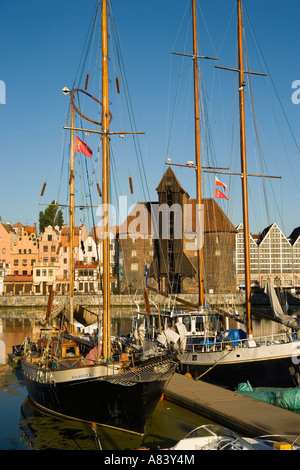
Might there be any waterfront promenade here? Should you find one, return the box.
[165,373,300,441]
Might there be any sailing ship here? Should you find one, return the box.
[20,0,180,435]
[138,0,300,390]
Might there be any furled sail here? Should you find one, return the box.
[264,279,300,330]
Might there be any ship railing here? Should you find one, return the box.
[251,330,300,347]
[187,330,300,353]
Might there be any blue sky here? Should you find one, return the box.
[0,0,299,237]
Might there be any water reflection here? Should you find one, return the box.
[19,394,213,450]
[0,315,216,450]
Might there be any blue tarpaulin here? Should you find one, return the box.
[218,329,247,347]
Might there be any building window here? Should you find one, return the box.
[131,250,137,257]
[42,270,47,276]
[131,263,138,271]
[2,248,5,254]
[48,235,52,241]
[43,246,48,252]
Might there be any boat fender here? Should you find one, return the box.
[116,77,120,94]
[84,72,89,91]
[40,181,47,196]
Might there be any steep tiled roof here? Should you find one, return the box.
[156,167,190,197]
[2,223,15,234]
[187,198,237,233]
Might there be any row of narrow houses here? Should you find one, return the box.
[0,168,299,296]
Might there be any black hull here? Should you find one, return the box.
[22,372,166,434]
[179,356,300,390]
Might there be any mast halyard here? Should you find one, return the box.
[237,0,252,336]
[192,0,205,308]
[102,0,111,360]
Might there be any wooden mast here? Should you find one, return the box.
[237,0,252,336]
[69,101,75,330]
[192,0,205,307]
[102,0,111,359]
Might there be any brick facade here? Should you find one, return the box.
[118,168,237,295]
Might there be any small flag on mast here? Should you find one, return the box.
[75,136,93,158]
[215,176,228,200]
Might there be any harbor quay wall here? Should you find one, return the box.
[0,292,245,310]
[0,293,288,337]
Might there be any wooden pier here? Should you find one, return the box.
[165,373,300,441]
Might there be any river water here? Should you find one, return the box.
[0,310,217,451]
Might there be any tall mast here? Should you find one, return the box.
[102,0,111,359]
[69,102,75,330]
[192,0,205,307]
[237,0,252,336]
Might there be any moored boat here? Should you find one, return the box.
[167,424,300,450]
[20,0,180,434]
[134,0,300,390]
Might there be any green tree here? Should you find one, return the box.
[39,200,64,233]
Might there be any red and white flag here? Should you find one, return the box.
[215,177,228,200]
[74,136,93,158]
[215,176,227,191]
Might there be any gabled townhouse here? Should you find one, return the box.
[55,224,88,295]
[32,225,61,295]
[10,223,39,276]
[236,222,296,289]
[0,220,16,268]
[257,222,293,288]
[4,222,39,295]
[75,234,99,294]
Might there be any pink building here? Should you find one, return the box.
[0,220,15,268]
